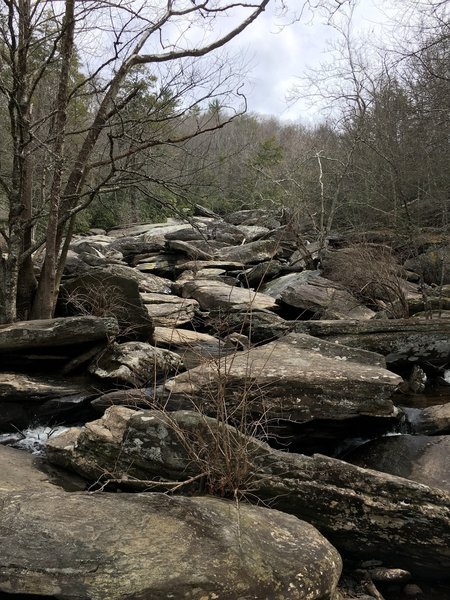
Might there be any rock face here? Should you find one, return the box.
[47,407,450,580]
[163,333,402,423]
[0,447,342,600]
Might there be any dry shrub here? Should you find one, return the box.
[321,244,409,317]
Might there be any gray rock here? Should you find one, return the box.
[413,403,450,435]
[89,341,183,386]
[237,224,270,241]
[173,260,245,274]
[166,239,214,260]
[141,293,199,327]
[108,235,166,257]
[404,246,450,285]
[279,273,375,320]
[61,267,154,341]
[47,407,450,579]
[208,309,290,343]
[0,445,80,492]
[215,238,281,264]
[262,271,321,299]
[239,260,283,288]
[164,333,401,423]
[292,319,450,367]
[107,220,193,239]
[181,278,277,312]
[0,316,118,352]
[0,487,341,600]
[154,326,227,368]
[206,220,246,244]
[346,434,450,493]
[224,208,281,229]
[0,373,97,431]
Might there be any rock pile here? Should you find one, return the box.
[0,208,449,599]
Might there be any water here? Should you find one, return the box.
[0,425,68,455]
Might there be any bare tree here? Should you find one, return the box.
[0,0,271,323]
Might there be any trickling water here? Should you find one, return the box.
[0,425,68,455]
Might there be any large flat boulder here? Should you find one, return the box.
[163,333,402,422]
[141,293,199,327]
[278,272,375,320]
[292,319,450,367]
[47,407,450,579]
[214,238,280,264]
[0,316,118,352]
[0,445,341,600]
[181,278,277,312]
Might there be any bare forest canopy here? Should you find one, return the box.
[0,0,448,324]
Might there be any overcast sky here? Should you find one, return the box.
[232,0,396,123]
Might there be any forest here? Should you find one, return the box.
[0,0,448,323]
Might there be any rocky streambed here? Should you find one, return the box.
[0,207,449,599]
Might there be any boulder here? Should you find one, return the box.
[278,272,375,320]
[411,403,450,435]
[90,388,157,412]
[345,434,450,493]
[164,333,401,423]
[1,440,341,600]
[262,271,321,299]
[0,316,118,353]
[292,319,450,367]
[224,208,281,229]
[205,220,246,244]
[134,252,182,274]
[107,220,193,239]
[61,268,154,341]
[206,308,290,344]
[181,279,277,312]
[154,326,227,369]
[238,260,283,288]
[0,488,341,600]
[404,246,450,285]
[107,235,166,258]
[166,239,214,260]
[89,341,183,386]
[237,224,270,241]
[214,238,280,264]
[173,260,244,275]
[0,445,85,492]
[141,293,199,327]
[0,373,99,431]
[47,407,450,579]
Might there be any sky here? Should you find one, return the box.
[231,0,397,122]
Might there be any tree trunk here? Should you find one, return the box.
[31,0,75,319]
